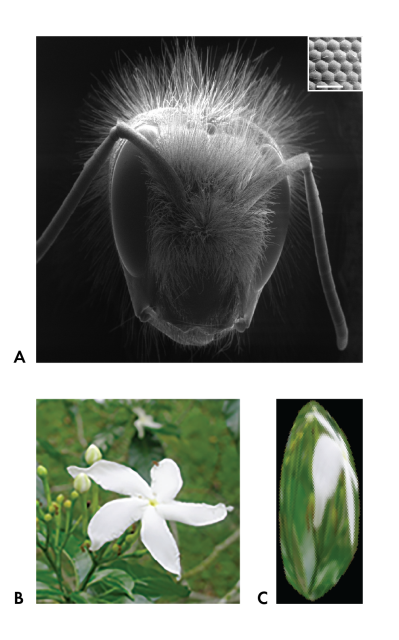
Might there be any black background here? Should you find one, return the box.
[276,399,363,603]
[37,37,362,362]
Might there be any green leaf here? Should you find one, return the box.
[86,568,128,586]
[36,587,65,602]
[85,569,136,602]
[37,569,59,588]
[59,549,79,587]
[74,549,93,583]
[88,568,134,592]
[76,591,148,604]
[64,533,84,554]
[113,560,190,600]
[128,431,164,483]
[70,591,99,604]
[130,594,153,603]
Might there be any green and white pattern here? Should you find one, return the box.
[279,401,359,601]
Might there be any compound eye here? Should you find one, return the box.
[110,133,153,278]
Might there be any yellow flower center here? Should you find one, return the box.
[149,498,158,507]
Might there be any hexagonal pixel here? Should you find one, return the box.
[321,49,334,63]
[308,38,362,90]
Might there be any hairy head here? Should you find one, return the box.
[80,40,314,346]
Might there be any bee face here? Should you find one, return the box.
[110,115,292,346]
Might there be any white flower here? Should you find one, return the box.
[133,406,162,438]
[309,408,358,545]
[67,458,233,578]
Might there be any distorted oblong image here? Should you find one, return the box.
[277,399,362,603]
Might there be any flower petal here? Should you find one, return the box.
[343,461,357,546]
[88,497,146,551]
[157,500,231,526]
[150,459,183,502]
[140,506,181,577]
[134,421,145,439]
[312,434,343,528]
[67,460,152,498]
[133,408,161,428]
[145,419,162,429]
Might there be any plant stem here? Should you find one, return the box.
[79,553,98,592]
[92,483,99,514]
[62,508,72,550]
[80,494,88,537]
[54,504,62,549]
[43,513,54,551]
[68,514,82,537]
[78,545,108,593]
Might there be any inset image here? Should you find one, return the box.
[36,399,239,604]
[309,38,362,90]
[277,400,362,603]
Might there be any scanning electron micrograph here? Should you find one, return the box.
[37,37,362,363]
[278,401,362,603]
[309,38,362,90]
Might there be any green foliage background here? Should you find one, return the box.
[37,399,239,603]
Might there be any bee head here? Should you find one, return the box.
[110,120,291,345]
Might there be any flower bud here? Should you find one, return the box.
[85,444,102,465]
[56,494,64,504]
[125,534,136,544]
[71,490,79,500]
[37,465,48,477]
[49,503,56,514]
[73,473,91,494]
[44,513,52,522]
[64,499,72,509]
